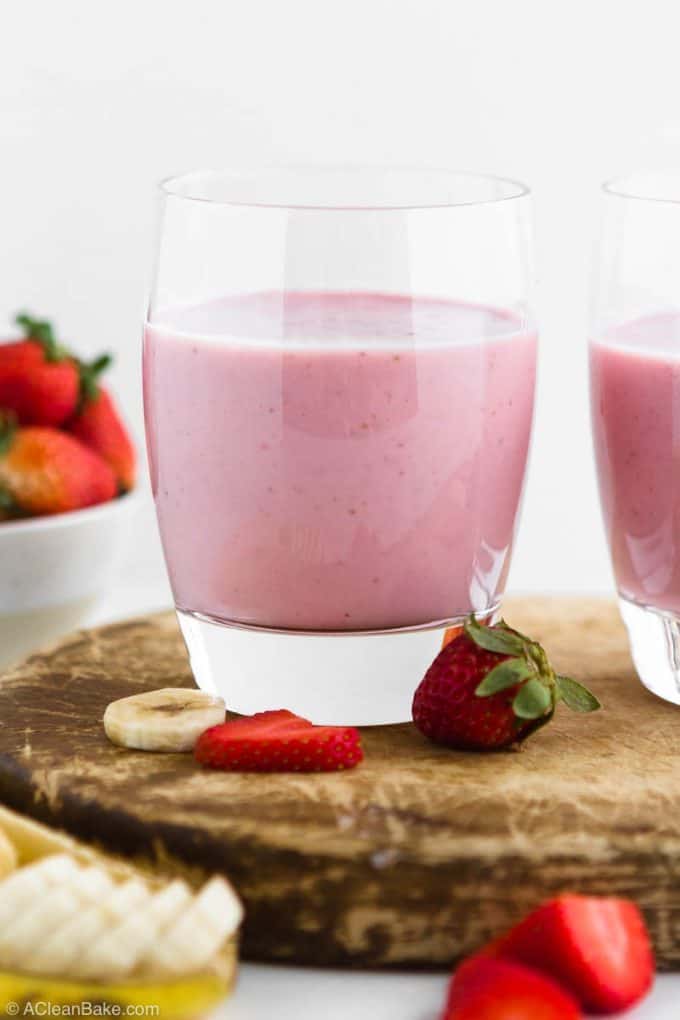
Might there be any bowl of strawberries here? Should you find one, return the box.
[0,313,137,669]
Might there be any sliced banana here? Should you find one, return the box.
[143,876,244,978]
[0,856,82,969]
[0,819,243,985]
[77,880,193,981]
[31,909,106,977]
[103,687,225,752]
[35,874,145,978]
[0,855,79,929]
[72,865,116,902]
[0,827,17,880]
[0,885,83,969]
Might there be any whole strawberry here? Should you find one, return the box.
[68,385,136,492]
[0,313,115,433]
[0,314,80,427]
[0,415,117,516]
[412,616,600,751]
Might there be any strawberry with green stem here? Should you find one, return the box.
[67,342,135,493]
[67,382,136,492]
[0,314,80,427]
[7,311,137,492]
[0,313,114,429]
[412,616,600,751]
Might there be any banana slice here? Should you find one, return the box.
[103,688,226,752]
[0,827,17,880]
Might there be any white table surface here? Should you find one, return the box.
[218,966,678,1019]
[86,575,680,1019]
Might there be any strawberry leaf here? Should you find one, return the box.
[0,413,17,457]
[79,353,113,404]
[15,312,68,362]
[0,485,15,510]
[465,616,525,656]
[513,678,552,719]
[475,658,533,696]
[556,675,601,713]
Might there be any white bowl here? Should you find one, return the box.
[0,493,139,670]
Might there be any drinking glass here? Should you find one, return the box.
[591,172,680,705]
[143,168,537,724]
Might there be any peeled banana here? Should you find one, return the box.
[0,804,241,1017]
[103,687,225,751]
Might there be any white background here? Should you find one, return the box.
[3,2,680,1016]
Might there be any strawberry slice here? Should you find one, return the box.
[443,956,581,1019]
[208,708,305,734]
[194,709,363,772]
[486,895,654,1014]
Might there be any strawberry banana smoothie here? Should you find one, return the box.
[591,313,680,613]
[144,292,537,632]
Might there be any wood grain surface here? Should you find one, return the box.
[1,597,679,969]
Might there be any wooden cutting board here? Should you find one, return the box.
[1,597,679,970]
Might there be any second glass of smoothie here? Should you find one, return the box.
[591,173,680,705]
[144,168,537,723]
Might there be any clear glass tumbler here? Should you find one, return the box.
[591,173,680,705]
[143,168,537,724]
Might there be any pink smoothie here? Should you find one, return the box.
[591,313,680,613]
[144,292,537,631]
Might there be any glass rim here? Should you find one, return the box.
[159,165,530,212]
[602,172,680,206]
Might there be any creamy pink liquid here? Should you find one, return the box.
[591,313,680,612]
[144,292,537,631]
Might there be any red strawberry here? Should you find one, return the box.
[486,895,654,1014]
[443,956,581,1019]
[68,385,136,492]
[412,616,600,750]
[0,314,80,426]
[194,709,363,772]
[440,624,464,650]
[0,416,117,516]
